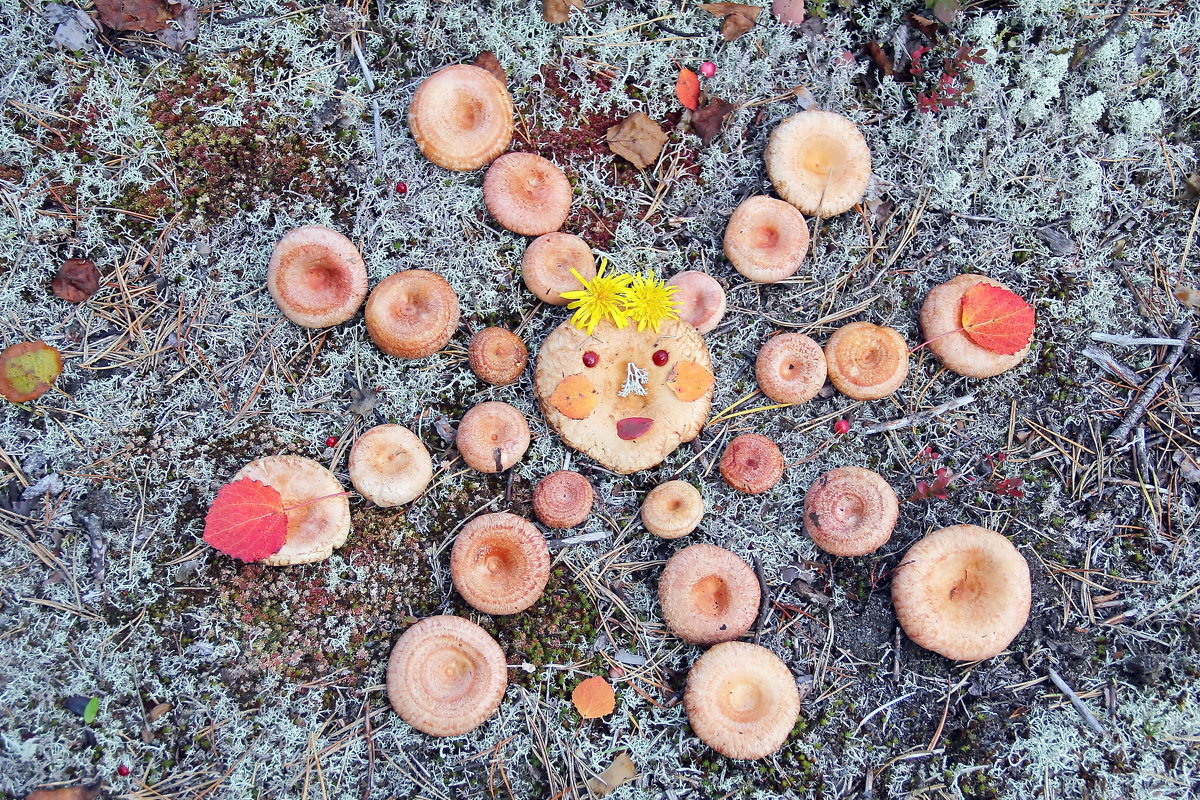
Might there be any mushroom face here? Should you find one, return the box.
[803,467,898,556]
[892,524,1031,661]
[451,512,550,615]
[457,401,531,473]
[723,196,810,283]
[522,233,596,305]
[755,333,827,405]
[719,433,784,494]
[920,274,1030,378]
[233,455,350,566]
[533,470,594,529]
[267,226,368,328]
[348,424,433,507]
[483,152,572,236]
[765,110,872,217]
[658,543,759,644]
[641,480,704,539]
[366,270,461,359]
[468,327,528,385]
[667,271,727,335]
[408,64,513,171]
[824,321,909,400]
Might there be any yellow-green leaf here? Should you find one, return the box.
[0,341,62,403]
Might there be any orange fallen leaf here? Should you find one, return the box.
[549,374,599,419]
[675,67,700,111]
[667,361,714,402]
[0,341,62,403]
[959,284,1035,355]
[572,675,616,718]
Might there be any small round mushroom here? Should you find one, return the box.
[920,274,1031,378]
[764,110,872,217]
[723,196,810,283]
[457,401,531,473]
[386,615,507,736]
[658,543,759,644]
[892,525,1031,661]
[522,233,596,305]
[365,270,460,359]
[233,455,350,566]
[755,333,827,405]
[684,641,801,760]
[468,327,528,385]
[267,226,368,328]
[667,271,727,334]
[641,480,704,539]
[451,512,550,615]
[533,470,594,529]
[408,64,513,171]
[824,321,909,400]
[719,433,784,495]
[348,424,433,507]
[483,152,572,236]
[803,467,898,556]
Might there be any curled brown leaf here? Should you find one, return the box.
[606,113,667,169]
[52,258,101,303]
[543,0,584,24]
[473,51,506,85]
[700,3,762,41]
[692,98,736,146]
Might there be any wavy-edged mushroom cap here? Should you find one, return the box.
[824,322,909,400]
[386,615,507,736]
[667,271,727,334]
[233,455,350,566]
[457,401,531,473]
[267,226,368,328]
[451,512,550,615]
[483,152,572,236]
[408,64,513,171]
[468,327,528,385]
[719,433,784,494]
[765,110,872,217]
[803,467,898,556]
[892,524,1031,661]
[348,424,433,507]
[533,470,594,529]
[641,480,705,539]
[685,641,801,760]
[920,274,1031,378]
[755,333,827,405]
[658,543,759,644]
[723,196,810,283]
[366,270,460,359]
[522,233,596,305]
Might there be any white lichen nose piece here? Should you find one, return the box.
[348,424,433,507]
[618,361,649,397]
[764,110,872,217]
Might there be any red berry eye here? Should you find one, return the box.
[582,351,599,368]
[652,350,669,367]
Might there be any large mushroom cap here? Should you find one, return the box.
[892,524,1031,661]
[233,455,350,566]
[803,467,898,556]
[408,64,513,171]
[920,274,1031,378]
[755,333,827,405]
[267,226,368,328]
[723,196,810,283]
[684,641,801,760]
[533,470,594,529]
[457,401,531,473]
[483,152,572,236]
[641,480,704,539]
[468,327,528,386]
[765,110,872,217]
[386,615,507,736]
[522,233,596,305]
[366,270,461,359]
[451,512,550,615]
[719,433,784,495]
[348,424,433,507]
[667,271,727,334]
[658,543,759,644]
[824,321,909,400]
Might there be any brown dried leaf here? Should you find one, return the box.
[691,97,736,146]
[866,41,893,76]
[148,701,172,721]
[606,112,667,169]
[700,3,762,41]
[1173,286,1200,308]
[586,752,638,797]
[906,13,940,40]
[543,0,584,24]
[93,0,184,32]
[473,51,506,85]
[27,787,100,800]
[52,258,101,303]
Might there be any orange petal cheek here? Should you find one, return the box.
[667,361,714,402]
[549,374,599,420]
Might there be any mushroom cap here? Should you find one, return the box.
[803,467,898,556]
[468,327,528,385]
[408,64,513,171]
[723,196,810,283]
[667,271,727,335]
[233,455,350,566]
[641,480,704,539]
[348,424,433,507]
[824,321,909,400]
[522,233,596,305]
[365,270,461,359]
[920,274,1030,378]
[457,401,531,473]
[533,470,595,529]
[451,512,550,615]
[267,226,368,328]
[684,641,801,760]
[892,524,1031,661]
[765,110,872,217]
[483,152,572,236]
[719,433,784,494]
[386,615,507,736]
[755,333,827,405]
[658,543,759,644]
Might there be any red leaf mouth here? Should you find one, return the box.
[616,417,654,440]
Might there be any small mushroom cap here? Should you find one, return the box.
[348,424,433,507]
[803,467,898,556]
[765,110,872,217]
[755,333,827,405]
[723,196,810,283]
[267,226,368,328]
[641,480,704,539]
[667,271,727,335]
[468,327,528,385]
[451,512,550,615]
[483,152,572,236]
[533,470,594,529]
[719,433,784,494]
[824,321,909,400]
[684,641,801,760]
[522,233,596,305]
[386,615,507,736]
[233,455,350,566]
[920,274,1030,378]
[457,401,531,473]
[366,270,461,359]
[659,543,759,644]
[892,524,1031,661]
[408,64,513,171]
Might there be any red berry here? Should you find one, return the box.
[395,182,408,194]
[699,61,716,78]
[652,349,669,367]
[325,436,337,447]
[833,419,851,436]
[117,765,130,777]
[582,351,599,368]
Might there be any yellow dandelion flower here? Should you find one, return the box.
[561,258,632,335]
[622,271,680,333]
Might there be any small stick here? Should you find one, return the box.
[1110,320,1193,443]
[1081,343,1142,387]
[361,697,375,800]
[371,99,383,169]
[1047,666,1105,735]
[352,39,377,91]
[860,394,976,435]
[751,555,770,645]
[1090,332,1187,348]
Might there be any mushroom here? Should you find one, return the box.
[684,641,801,760]
[803,467,898,556]
[267,226,368,328]
[533,470,594,529]
[365,269,461,359]
[522,233,596,305]
[723,196,810,283]
[658,543,759,644]
[667,271,727,334]
[451,512,550,615]
[764,110,872,217]
[483,152,572,236]
[408,64,513,171]
[641,480,704,539]
[386,615,507,736]
[719,433,784,494]
[920,274,1031,378]
[233,455,350,566]
[755,333,827,405]
[468,327,528,385]
[457,401,531,473]
[892,525,1031,661]
[824,321,909,400]
[348,424,433,508]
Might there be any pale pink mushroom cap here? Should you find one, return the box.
[267,226,368,328]
[667,271,728,335]
[483,152,572,236]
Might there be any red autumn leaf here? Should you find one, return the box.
[202,478,289,562]
[959,284,1035,355]
[675,67,700,111]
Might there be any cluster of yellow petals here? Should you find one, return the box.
[561,260,679,335]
